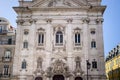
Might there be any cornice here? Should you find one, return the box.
[13,6,106,13]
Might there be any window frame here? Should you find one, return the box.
[3,65,9,75]
[55,31,63,45]
[23,41,28,48]
[74,32,81,45]
[38,33,44,46]
[21,59,27,69]
[92,59,97,69]
[91,40,96,48]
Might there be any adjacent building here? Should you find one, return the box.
[0,17,16,79]
[12,0,106,80]
[105,44,120,80]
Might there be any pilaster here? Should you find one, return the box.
[82,17,90,73]
[66,18,73,71]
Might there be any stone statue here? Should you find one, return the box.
[37,57,42,68]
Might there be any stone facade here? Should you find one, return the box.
[12,0,106,80]
[0,17,16,79]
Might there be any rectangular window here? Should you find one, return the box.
[23,41,28,48]
[75,33,81,46]
[4,65,9,75]
[22,60,27,69]
[55,31,63,45]
[92,61,97,69]
[0,26,2,33]
[38,33,44,46]
[4,50,11,61]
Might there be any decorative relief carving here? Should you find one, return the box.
[82,17,90,24]
[32,0,90,8]
[95,18,104,24]
[46,59,71,77]
[48,0,72,7]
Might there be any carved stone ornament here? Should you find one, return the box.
[16,19,25,25]
[46,59,71,78]
[82,17,90,24]
[46,18,52,23]
[67,18,73,23]
[31,0,89,7]
[29,19,37,24]
[74,56,84,76]
[95,18,104,24]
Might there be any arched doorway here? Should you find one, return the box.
[75,77,83,80]
[35,77,42,80]
[53,75,64,80]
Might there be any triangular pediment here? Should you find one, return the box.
[31,0,89,8]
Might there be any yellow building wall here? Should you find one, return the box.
[106,55,120,80]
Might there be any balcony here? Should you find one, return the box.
[0,73,11,79]
[0,30,7,34]
[2,57,12,62]
[0,41,15,45]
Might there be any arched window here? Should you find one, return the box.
[21,59,27,69]
[23,41,28,48]
[91,41,96,48]
[56,31,63,44]
[75,32,80,45]
[38,33,44,45]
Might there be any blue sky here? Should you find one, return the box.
[0,0,120,57]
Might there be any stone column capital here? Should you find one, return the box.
[82,17,90,24]
[29,19,37,24]
[46,18,52,23]
[95,18,104,24]
[67,18,73,23]
[16,19,25,25]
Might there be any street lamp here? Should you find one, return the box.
[86,60,91,80]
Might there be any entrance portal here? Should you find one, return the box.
[75,77,83,80]
[53,75,64,80]
[35,77,42,80]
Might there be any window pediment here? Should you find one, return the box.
[37,28,45,33]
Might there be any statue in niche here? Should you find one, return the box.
[37,57,42,69]
[75,57,81,69]
[74,56,84,76]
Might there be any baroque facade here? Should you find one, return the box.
[12,0,106,80]
[0,17,16,79]
[105,44,120,80]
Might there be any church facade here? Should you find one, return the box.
[12,0,106,80]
